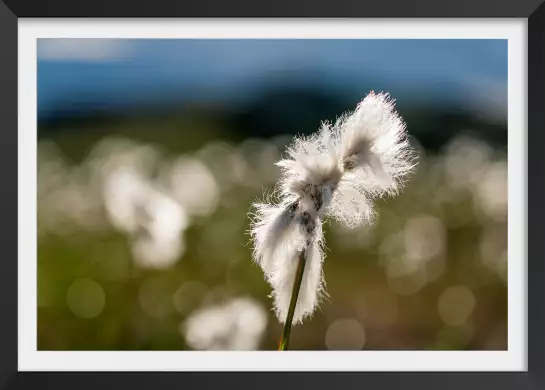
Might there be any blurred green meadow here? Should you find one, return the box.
[37,98,507,351]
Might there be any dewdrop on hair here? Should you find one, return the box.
[249,91,417,324]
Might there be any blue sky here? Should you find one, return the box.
[37,39,508,120]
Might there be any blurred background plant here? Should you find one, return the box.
[37,39,507,351]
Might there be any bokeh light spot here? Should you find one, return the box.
[325,318,366,350]
[66,278,106,319]
[437,285,476,326]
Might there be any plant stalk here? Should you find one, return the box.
[278,249,307,351]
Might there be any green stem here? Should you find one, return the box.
[278,249,307,351]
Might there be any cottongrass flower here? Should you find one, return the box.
[249,91,417,350]
[103,166,189,269]
[182,297,268,350]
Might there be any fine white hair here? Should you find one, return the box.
[250,91,416,324]
[335,91,416,198]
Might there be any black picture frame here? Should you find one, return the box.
[1,0,542,388]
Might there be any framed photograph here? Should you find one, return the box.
[1,0,542,388]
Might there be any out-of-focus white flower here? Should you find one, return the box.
[103,166,148,234]
[443,135,493,190]
[403,214,446,269]
[182,297,268,350]
[250,92,416,324]
[130,187,189,269]
[472,160,507,221]
[102,165,189,269]
[161,157,219,218]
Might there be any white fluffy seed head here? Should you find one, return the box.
[276,124,343,207]
[249,199,301,278]
[334,91,417,198]
[327,174,376,228]
[269,221,326,324]
[249,200,326,324]
[249,91,416,324]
